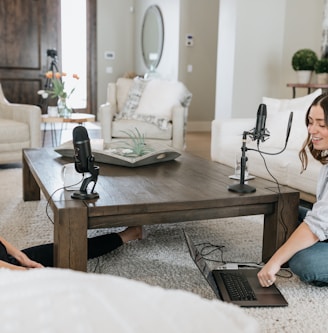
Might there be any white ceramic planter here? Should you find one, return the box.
[296,70,312,84]
[316,73,328,84]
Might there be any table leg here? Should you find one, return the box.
[262,190,299,263]
[42,123,47,147]
[53,203,88,271]
[22,151,40,201]
[292,87,296,98]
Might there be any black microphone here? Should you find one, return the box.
[73,126,92,173]
[285,112,293,144]
[252,103,268,143]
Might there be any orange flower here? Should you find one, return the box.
[45,71,53,79]
[43,71,79,99]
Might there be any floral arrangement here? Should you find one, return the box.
[37,71,80,118]
[38,71,79,100]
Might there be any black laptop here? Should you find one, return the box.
[183,230,288,307]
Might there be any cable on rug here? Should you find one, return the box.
[45,177,84,224]
[195,241,293,279]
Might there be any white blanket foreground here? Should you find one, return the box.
[0,268,258,333]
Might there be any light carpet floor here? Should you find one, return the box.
[1,166,328,332]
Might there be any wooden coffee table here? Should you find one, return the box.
[23,148,299,271]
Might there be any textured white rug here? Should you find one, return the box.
[1,166,328,333]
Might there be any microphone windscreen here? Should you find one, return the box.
[73,126,89,143]
[257,103,267,115]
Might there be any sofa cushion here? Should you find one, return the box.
[0,119,30,151]
[261,89,322,150]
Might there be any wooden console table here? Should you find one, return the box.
[287,83,328,98]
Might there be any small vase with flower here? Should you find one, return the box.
[38,71,79,118]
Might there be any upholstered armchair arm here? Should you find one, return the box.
[106,83,117,113]
[99,103,117,145]
[172,105,187,151]
[0,103,41,148]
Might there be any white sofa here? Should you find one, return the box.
[211,89,323,203]
[98,78,192,151]
[0,84,41,164]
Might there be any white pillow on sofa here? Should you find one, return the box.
[134,79,191,121]
[262,89,322,150]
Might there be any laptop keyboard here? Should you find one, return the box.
[220,272,257,301]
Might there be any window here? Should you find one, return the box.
[61,0,87,109]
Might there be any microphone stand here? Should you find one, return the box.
[228,131,256,193]
[71,156,100,200]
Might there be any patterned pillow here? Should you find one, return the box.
[115,77,148,120]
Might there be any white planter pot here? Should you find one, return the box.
[316,73,328,84]
[296,70,312,84]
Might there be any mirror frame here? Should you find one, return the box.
[141,5,164,70]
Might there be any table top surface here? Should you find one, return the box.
[41,113,95,123]
[23,148,298,214]
[287,82,328,88]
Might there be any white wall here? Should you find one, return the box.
[97,0,135,107]
[215,0,324,120]
[179,0,219,131]
[97,0,218,131]
[97,1,325,128]
[134,0,180,80]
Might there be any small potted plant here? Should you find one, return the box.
[314,58,328,84]
[292,49,318,83]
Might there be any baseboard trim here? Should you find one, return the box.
[186,121,211,132]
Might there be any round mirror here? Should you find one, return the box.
[141,5,164,70]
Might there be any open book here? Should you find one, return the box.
[55,139,181,167]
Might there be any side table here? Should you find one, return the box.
[287,83,328,98]
[41,113,95,147]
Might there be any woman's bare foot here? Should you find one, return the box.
[119,226,143,243]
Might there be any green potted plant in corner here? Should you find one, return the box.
[292,49,318,84]
[314,58,328,84]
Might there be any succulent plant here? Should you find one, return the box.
[119,128,153,156]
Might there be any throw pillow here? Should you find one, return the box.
[134,79,192,122]
[115,77,148,120]
[261,89,322,150]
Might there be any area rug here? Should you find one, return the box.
[1,166,328,333]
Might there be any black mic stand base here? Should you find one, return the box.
[71,191,99,200]
[228,183,256,193]
[71,165,100,200]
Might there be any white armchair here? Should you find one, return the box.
[0,84,41,164]
[98,78,192,151]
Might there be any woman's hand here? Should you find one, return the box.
[17,253,44,269]
[257,261,281,287]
